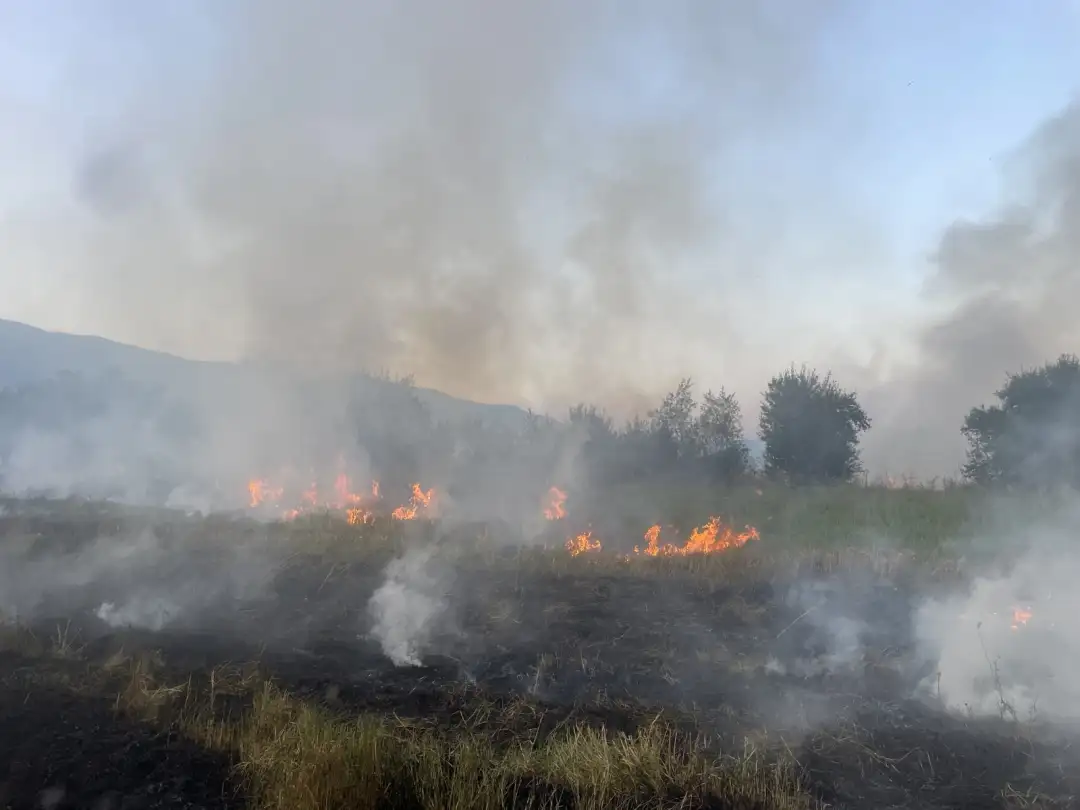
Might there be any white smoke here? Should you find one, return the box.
[916,538,1080,721]
[0,525,282,632]
[367,546,450,666]
[96,595,181,631]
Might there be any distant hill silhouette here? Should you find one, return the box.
[0,318,530,428]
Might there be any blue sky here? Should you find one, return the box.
[0,2,1078,395]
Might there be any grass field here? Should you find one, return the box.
[0,484,1077,809]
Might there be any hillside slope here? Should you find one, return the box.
[0,318,529,428]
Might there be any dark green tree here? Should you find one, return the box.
[758,365,870,482]
[643,378,751,480]
[962,354,1080,487]
[697,387,751,480]
[649,378,699,457]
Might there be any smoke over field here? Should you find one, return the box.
[0,481,1079,808]
[2,2,1080,809]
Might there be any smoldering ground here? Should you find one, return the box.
[914,498,1080,723]
[4,487,1080,807]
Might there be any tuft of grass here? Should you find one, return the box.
[114,669,817,810]
[224,686,814,810]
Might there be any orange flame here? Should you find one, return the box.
[247,478,285,508]
[334,472,365,506]
[630,519,758,557]
[565,531,601,556]
[543,486,567,520]
[1011,606,1033,630]
[245,472,407,523]
[567,517,757,559]
[391,483,436,520]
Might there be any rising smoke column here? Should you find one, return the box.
[9,0,850,419]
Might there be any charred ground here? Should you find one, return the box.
[0,496,1077,810]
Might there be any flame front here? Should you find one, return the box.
[565,531,601,556]
[636,518,758,556]
[245,473,432,524]
[543,486,567,520]
[580,517,758,560]
[390,484,436,520]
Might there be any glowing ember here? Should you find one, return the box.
[391,483,436,520]
[565,531,601,556]
[1011,606,1033,630]
[543,486,567,520]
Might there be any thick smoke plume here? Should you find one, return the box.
[10,1,848,419]
[1,5,1079,478]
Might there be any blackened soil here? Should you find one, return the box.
[2,522,1079,808]
[0,655,239,810]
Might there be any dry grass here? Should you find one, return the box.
[111,662,817,810]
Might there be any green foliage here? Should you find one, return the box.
[962,354,1080,487]
[697,387,752,479]
[561,381,755,491]
[758,365,870,483]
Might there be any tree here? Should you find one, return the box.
[646,379,751,480]
[648,378,699,457]
[698,388,751,479]
[962,354,1080,487]
[758,365,870,483]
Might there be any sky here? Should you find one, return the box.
[0,1,1078,478]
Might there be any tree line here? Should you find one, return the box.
[570,353,1080,488]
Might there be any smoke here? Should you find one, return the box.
[367,545,453,667]
[914,501,1080,722]
[0,520,283,632]
[858,100,1080,477]
[4,5,1079,478]
[3,0,856,420]
[766,579,875,680]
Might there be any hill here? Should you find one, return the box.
[0,318,529,429]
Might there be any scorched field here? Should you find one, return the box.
[0,485,1077,810]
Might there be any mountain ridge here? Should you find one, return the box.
[0,318,531,428]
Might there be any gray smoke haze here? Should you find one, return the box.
[858,100,1080,477]
[0,519,284,632]
[1,3,1077,478]
[12,1,848,417]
